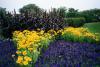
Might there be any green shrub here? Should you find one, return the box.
[64,17,86,27]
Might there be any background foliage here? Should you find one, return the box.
[0,4,100,38]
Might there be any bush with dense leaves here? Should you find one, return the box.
[64,17,86,27]
[1,13,67,38]
[35,40,100,67]
[0,39,17,67]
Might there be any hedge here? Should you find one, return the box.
[64,17,86,27]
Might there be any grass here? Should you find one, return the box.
[83,22,100,33]
[83,22,100,42]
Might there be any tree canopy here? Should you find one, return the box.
[19,4,42,16]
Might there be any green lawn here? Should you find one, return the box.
[83,22,100,41]
[83,22,100,33]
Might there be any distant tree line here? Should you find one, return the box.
[0,4,100,38]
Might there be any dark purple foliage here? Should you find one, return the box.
[0,39,17,67]
[35,40,100,67]
[1,11,68,38]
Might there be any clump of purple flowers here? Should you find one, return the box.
[35,40,100,67]
[0,39,17,67]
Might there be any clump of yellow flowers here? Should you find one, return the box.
[13,30,54,66]
[16,56,32,65]
[61,27,100,43]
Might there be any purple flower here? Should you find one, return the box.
[35,40,100,67]
[0,39,17,67]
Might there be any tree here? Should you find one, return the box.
[66,8,79,17]
[57,7,67,18]
[80,8,100,22]
[19,4,42,16]
[0,7,6,37]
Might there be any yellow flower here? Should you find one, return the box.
[13,29,53,66]
[40,30,44,34]
[23,61,28,65]
[28,57,32,61]
[57,30,63,34]
[13,31,20,36]
[37,28,41,31]
[24,56,32,62]
[73,31,81,36]
[22,51,27,55]
[28,48,33,52]
[16,56,23,64]
[48,29,57,35]
[16,51,21,54]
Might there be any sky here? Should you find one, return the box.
[0,0,100,13]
